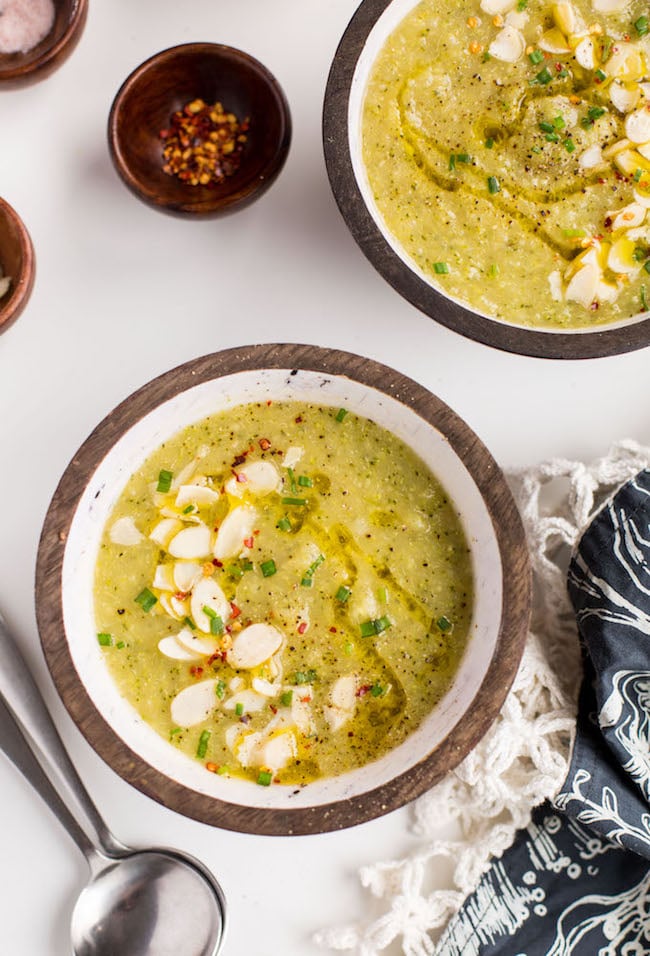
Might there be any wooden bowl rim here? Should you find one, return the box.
[322,0,650,360]
[0,198,35,335]
[36,343,531,835]
[107,42,292,218]
[0,0,88,84]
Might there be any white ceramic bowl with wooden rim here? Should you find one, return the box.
[323,0,650,360]
[36,344,530,835]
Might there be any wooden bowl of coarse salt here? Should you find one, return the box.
[0,0,88,88]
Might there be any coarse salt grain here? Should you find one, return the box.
[0,0,55,55]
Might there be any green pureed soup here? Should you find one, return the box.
[94,403,473,787]
[362,0,650,329]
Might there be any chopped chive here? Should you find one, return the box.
[287,467,297,494]
[135,588,157,612]
[202,604,217,619]
[594,69,607,83]
[182,504,195,514]
[335,408,348,422]
[482,50,492,62]
[216,680,226,699]
[517,0,528,9]
[336,585,352,603]
[97,632,112,647]
[456,153,471,163]
[588,106,606,121]
[157,469,173,493]
[210,615,224,636]
[563,228,586,238]
[601,36,613,62]
[197,730,210,759]
[261,559,277,578]
[635,15,649,36]
[374,615,392,634]
[539,121,555,133]
[227,563,244,578]
[533,66,553,85]
[553,115,566,129]
[433,261,449,274]
[257,770,273,786]
[370,683,384,698]
[437,615,452,631]
[297,475,313,487]
[642,285,649,311]
[557,69,569,79]
[235,702,244,717]
[378,587,388,603]
[487,176,500,194]
[294,669,317,684]
[644,261,650,274]
[280,690,293,706]
[184,616,196,630]
[116,641,125,649]
[344,641,353,655]
[531,145,541,154]
[301,577,313,588]
[528,49,544,65]
[217,765,228,775]
[485,137,495,149]
[448,154,456,171]
[634,168,644,182]
[564,138,575,153]
[360,620,377,638]
[242,560,254,571]
[545,132,559,143]
[282,497,307,506]
[488,263,500,277]
[277,515,292,531]
[170,727,182,737]
[633,247,647,262]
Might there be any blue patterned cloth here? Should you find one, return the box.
[436,470,650,956]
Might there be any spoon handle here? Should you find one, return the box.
[0,608,125,859]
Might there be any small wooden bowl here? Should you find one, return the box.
[108,44,292,218]
[0,199,35,336]
[36,344,531,836]
[0,0,88,89]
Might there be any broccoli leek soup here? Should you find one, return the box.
[362,0,650,329]
[94,403,473,787]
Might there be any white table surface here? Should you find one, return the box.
[1,1,650,954]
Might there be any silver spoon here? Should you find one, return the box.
[0,609,227,956]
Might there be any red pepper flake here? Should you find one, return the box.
[243,536,254,549]
[206,762,220,774]
[160,98,248,187]
[266,400,272,406]
[253,529,260,536]
[235,471,248,483]
[295,416,303,424]
[233,453,248,466]
[356,684,372,697]
[190,666,204,678]
[269,705,278,714]
[329,626,337,633]
[173,590,189,601]
[300,695,311,703]
[298,622,308,634]
[212,558,223,567]
[230,602,242,618]
[259,438,271,450]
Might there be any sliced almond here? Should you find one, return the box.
[159,593,184,621]
[224,689,266,713]
[565,261,600,307]
[579,143,604,169]
[625,107,650,145]
[480,0,516,13]
[153,564,175,591]
[109,516,143,546]
[608,236,642,275]
[552,2,576,35]
[610,81,641,114]
[259,731,297,773]
[252,677,280,697]
[282,446,303,469]
[227,622,283,670]
[149,517,183,547]
[175,484,220,508]
[574,36,596,70]
[158,635,203,661]
[173,561,202,592]
[170,679,218,727]
[190,577,230,633]
[592,0,629,11]
[225,460,281,498]
[168,523,212,559]
[488,24,525,63]
[213,505,258,560]
[539,27,572,54]
[607,202,646,231]
[175,626,220,657]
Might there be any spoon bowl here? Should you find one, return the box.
[72,850,225,956]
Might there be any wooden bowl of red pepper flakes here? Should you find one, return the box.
[108,43,292,218]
